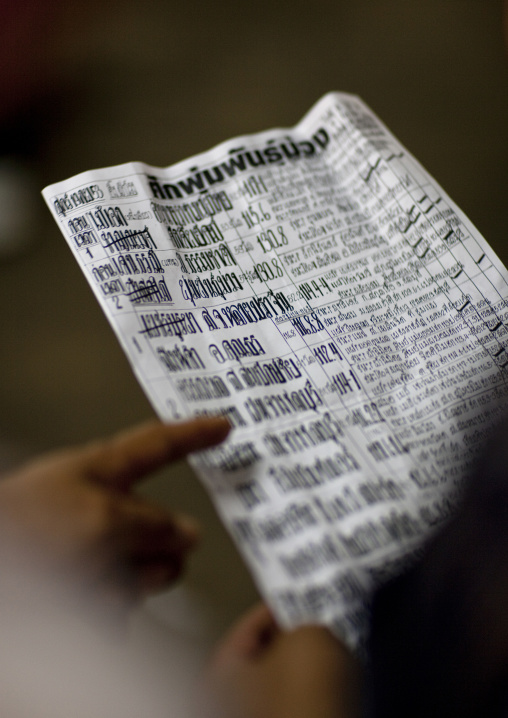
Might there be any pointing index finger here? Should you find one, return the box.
[83,416,231,490]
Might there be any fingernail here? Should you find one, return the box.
[140,561,180,593]
[174,514,201,545]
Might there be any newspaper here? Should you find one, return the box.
[42,92,508,649]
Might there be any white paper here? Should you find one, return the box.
[43,92,508,649]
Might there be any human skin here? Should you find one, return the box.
[0,416,230,620]
[203,603,361,718]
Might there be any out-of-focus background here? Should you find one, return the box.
[0,0,507,699]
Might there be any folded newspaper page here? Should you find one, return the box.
[43,92,508,648]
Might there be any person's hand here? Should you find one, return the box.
[202,603,361,718]
[0,416,230,618]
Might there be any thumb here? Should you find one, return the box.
[210,603,279,670]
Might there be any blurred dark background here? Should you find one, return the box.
[0,0,506,675]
